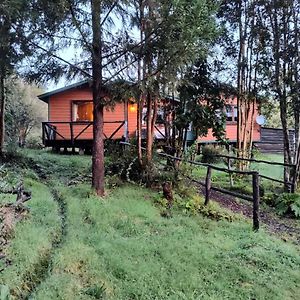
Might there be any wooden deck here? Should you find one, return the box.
[42,121,125,149]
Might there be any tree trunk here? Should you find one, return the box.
[0,74,5,155]
[146,91,153,165]
[91,0,105,196]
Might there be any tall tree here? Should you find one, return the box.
[132,0,219,167]
[218,0,263,169]
[258,0,300,190]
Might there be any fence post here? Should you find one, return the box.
[227,157,233,187]
[205,166,212,205]
[252,172,260,231]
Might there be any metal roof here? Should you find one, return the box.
[38,79,91,103]
[38,79,180,103]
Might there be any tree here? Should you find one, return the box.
[218,0,264,170]
[5,77,46,147]
[175,60,227,159]
[258,0,300,190]
[132,0,219,167]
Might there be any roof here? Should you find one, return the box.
[38,79,91,103]
[38,79,180,103]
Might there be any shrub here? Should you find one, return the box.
[201,145,223,164]
[26,136,44,149]
[273,193,300,218]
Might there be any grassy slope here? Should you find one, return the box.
[1,150,300,299]
[0,164,60,298]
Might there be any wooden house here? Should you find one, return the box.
[38,80,176,151]
[38,80,261,151]
[198,96,261,144]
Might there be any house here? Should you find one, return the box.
[198,96,261,145]
[38,80,261,151]
[38,80,176,151]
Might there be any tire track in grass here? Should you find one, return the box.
[20,160,68,300]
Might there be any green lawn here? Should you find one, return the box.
[1,150,300,299]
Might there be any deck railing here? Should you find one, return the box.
[42,121,125,145]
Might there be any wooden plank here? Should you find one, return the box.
[74,123,92,140]
[108,121,125,140]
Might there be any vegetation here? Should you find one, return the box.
[0,150,300,300]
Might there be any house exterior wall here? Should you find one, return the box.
[48,88,138,140]
[198,97,261,143]
[46,88,260,143]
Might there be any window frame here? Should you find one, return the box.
[71,100,93,122]
[225,105,238,124]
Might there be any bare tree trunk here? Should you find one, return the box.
[91,0,105,196]
[0,74,5,155]
[137,0,144,166]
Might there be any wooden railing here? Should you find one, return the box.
[120,142,261,231]
[213,154,297,192]
[42,121,125,145]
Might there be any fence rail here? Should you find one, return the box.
[121,142,260,230]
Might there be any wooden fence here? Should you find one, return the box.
[214,154,296,192]
[121,142,261,231]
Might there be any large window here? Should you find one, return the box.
[73,101,93,121]
[226,105,238,122]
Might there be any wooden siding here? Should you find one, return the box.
[198,97,261,143]
[49,88,135,139]
[255,127,295,153]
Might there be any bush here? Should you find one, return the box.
[201,145,223,164]
[273,193,300,218]
[26,136,43,149]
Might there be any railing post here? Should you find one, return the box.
[205,166,212,205]
[42,123,45,144]
[70,123,74,145]
[252,172,260,231]
[227,157,233,187]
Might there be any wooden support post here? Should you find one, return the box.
[227,157,233,187]
[205,166,212,205]
[42,123,45,144]
[70,123,74,145]
[252,172,260,231]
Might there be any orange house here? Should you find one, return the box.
[38,80,261,150]
[38,80,175,150]
[198,96,261,144]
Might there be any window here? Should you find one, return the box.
[226,105,238,122]
[73,101,93,121]
[156,107,165,124]
[142,107,165,125]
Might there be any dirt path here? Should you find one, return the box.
[198,185,300,244]
[22,160,68,299]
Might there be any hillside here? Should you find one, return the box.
[0,150,300,299]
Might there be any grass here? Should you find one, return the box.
[0,164,61,298]
[1,150,300,299]
[190,152,286,196]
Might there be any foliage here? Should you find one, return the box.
[1,150,300,299]
[176,60,227,143]
[201,145,223,164]
[5,77,46,147]
[273,193,300,218]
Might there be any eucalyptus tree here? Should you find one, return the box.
[217,0,265,169]
[130,0,220,166]
[257,0,300,190]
